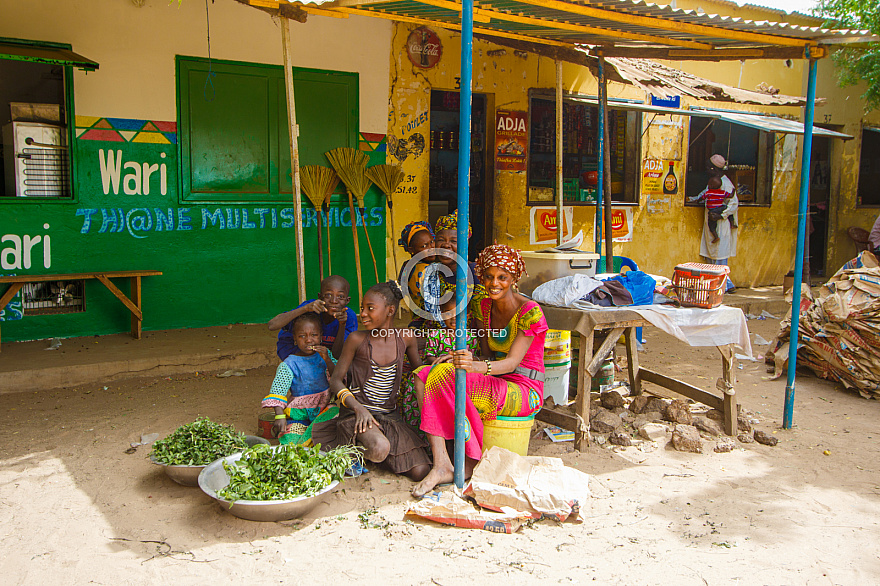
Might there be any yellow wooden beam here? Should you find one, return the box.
[473,23,576,48]
[416,0,492,23]
[479,6,712,49]
[511,0,814,48]
[332,0,397,6]
[300,5,349,18]
[331,6,575,48]
[250,0,280,8]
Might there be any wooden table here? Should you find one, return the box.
[537,305,737,451]
[0,271,162,351]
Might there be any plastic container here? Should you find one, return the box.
[590,357,615,391]
[544,329,571,367]
[519,250,600,296]
[544,364,571,405]
[258,412,277,439]
[482,415,535,456]
[562,178,579,201]
[673,262,730,308]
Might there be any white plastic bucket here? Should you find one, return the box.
[543,363,571,405]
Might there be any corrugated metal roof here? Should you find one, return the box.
[529,89,852,137]
[314,0,874,51]
[694,108,853,138]
[603,56,809,105]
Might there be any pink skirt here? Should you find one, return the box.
[415,363,542,460]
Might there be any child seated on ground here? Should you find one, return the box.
[269,275,357,361]
[704,176,737,243]
[262,312,337,445]
[311,281,431,481]
[399,297,481,428]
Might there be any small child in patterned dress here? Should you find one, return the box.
[262,312,336,445]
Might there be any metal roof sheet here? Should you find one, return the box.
[0,42,99,71]
[701,109,853,138]
[315,0,875,51]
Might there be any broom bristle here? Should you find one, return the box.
[325,147,372,202]
[300,165,339,208]
[365,164,405,198]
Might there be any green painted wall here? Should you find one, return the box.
[0,61,386,343]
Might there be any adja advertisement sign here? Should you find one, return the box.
[495,110,527,172]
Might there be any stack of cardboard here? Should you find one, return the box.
[768,252,880,398]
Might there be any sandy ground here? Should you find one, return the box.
[2,317,879,585]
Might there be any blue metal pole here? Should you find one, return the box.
[595,56,605,268]
[453,0,473,488]
[783,56,817,430]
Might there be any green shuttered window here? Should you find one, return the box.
[176,57,358,203]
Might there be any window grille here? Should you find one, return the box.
[22,280,85,315]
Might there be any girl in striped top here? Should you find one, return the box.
[311,282,431,481]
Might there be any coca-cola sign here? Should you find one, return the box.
[406,27,442,69]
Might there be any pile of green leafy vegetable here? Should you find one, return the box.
[217,443,360,501]
[149,417,248,466]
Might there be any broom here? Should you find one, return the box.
[326,147,375,302]
[323,178,335,276]
[300,165,339,281]
[329,149,379,285]
[365,164,406,282]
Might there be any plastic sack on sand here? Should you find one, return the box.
[405,490,532,533]
[463,447,591,522]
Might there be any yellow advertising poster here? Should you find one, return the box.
[593,207,633,242]
[529,207,574,245]
[642,158,681,196]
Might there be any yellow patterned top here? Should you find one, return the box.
[474,298,547,360]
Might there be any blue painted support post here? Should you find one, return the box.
[453,0,474,488]
[783,56,818,430]
[595,55,606,269]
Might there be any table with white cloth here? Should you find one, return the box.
[537,303,751,451]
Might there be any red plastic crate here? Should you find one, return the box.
[672,263,730,308]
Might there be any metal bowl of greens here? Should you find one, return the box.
[149,418,269,487]
[198,443,358,522]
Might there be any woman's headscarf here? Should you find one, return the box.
[475,244,527,283]
[709,154,728,170]
[398,221,433,249]
[434,210,472,239]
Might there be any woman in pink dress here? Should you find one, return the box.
[411,244,548,497]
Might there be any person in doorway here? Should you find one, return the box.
[312,281,431,481]
[687,154,739,292]
[870,214,880,255]
[269,275,357,361]
[702,176,737,243]
[411,244,547,497]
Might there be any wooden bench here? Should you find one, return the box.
[0,271,162,351]
[537,305,737,451]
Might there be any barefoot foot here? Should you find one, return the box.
[411,463,454,497]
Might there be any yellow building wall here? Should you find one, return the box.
[387,22,809,286]
[815,67,880,272]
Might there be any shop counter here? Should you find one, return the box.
[538,304,737,451]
